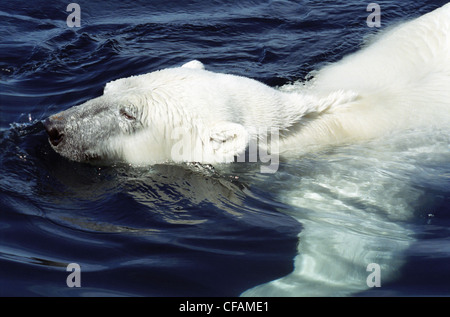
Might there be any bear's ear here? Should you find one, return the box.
[209,122,248,162]
[181,60,205,70]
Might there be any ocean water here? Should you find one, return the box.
[1,0,449,297]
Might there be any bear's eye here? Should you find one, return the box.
[120,108,136,121]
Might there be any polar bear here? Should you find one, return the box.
[43,4,450,167]
[42,4,450,297]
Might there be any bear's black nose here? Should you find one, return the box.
[43,117,65,146]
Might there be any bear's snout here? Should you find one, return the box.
[43,117,65,147]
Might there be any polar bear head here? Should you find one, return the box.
[43,61,256,165]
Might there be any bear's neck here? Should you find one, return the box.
[242,89,359,138]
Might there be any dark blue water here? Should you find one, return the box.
[1,0,449,297]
